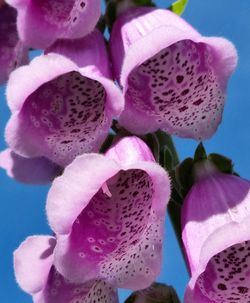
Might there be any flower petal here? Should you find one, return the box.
[105,136,155,165]
[46,29,112,78]
[6,0,101,49]
[0,4,28,84]
[14,235,118,303]
[34,269,119,303]
[14,236,56,294]
[6,53,78,113]
[0,148,61,184]
[46,154,121,235]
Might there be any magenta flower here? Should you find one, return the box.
[6,0,101,49]
[0,148,62,184]
[14,235,118,303]
[5,30,123,167]
[46,136,170,290]
[0,3,28,84]
[110,7,237,140]
[182,162,250,302]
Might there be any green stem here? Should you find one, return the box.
[157,132,190,274]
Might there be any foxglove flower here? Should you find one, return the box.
[46,137,170,290]
[14,235,118,303]
[0,149,62,184]
[5,30,123,167]
[182,161,250,303]
[6,0,101,49]
[110,7,237,140]
[0,3,28,84]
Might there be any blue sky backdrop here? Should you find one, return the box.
[0,0,249,302]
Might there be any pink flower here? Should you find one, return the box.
[6,0,101,49]
[46,137,171,290]
[5,30,123,168]
[110,7,237,140]
[14,235,118,303]
[182,161,250,302]
[0,3,28,84]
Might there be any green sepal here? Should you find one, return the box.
[124,293,137,303]
[99,133,115,153]
[175,157,194,197]
[208,153,234,174]
[145,133,160,162]
[193,142,207,163]
[160,146,174,171]
[156,130,179,169]
[133,0,156,6]
[124,283,181,303]
[96,15,107,33]
[105,0,117,32]
[170,0,188,15]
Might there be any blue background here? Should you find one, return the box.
[0,0,249,302]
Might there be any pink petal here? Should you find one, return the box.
[0,4,28,84]
[33,269,119,303]
[46,154,121,235]
[0,148,61,184]
[46,29,112,78]
[7,53,78,113]
[14,236,118,303]
[14,236,56,294]
[6,0,101,49]
[105,136,155,165]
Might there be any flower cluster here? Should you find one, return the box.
[0,0,248,302]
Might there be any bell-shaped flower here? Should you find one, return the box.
[46,136,171,290]
[14,235,118,303]
[0,3,28,84]
[6,0,101,49]
[110,7,237,140]
[182,161,250,303]
[5,30,123,168]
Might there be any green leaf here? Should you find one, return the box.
[170,0,188,15]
